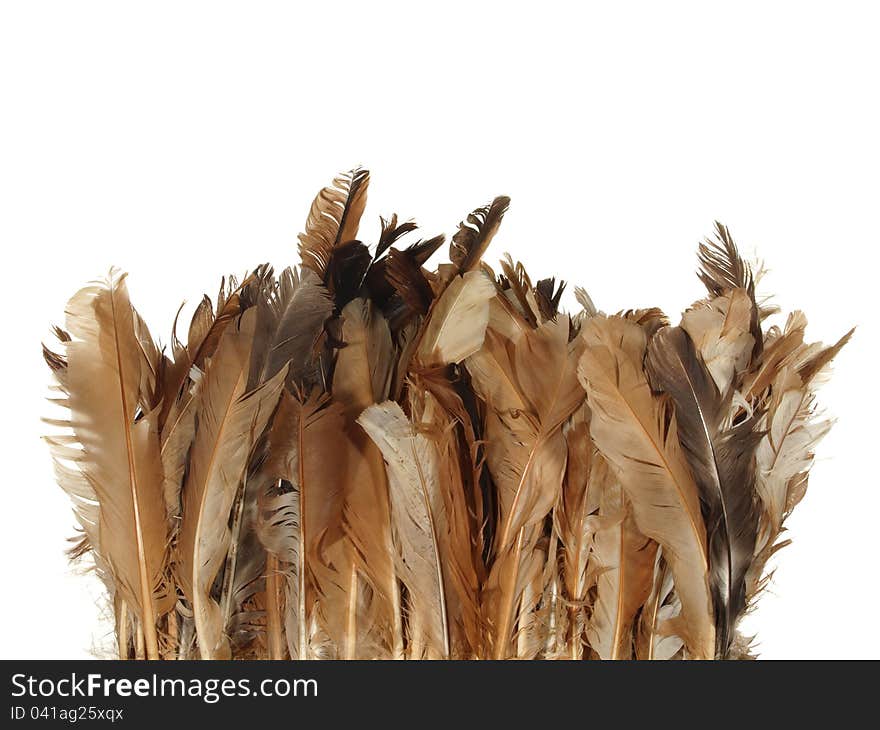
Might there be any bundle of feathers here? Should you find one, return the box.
[43,168,851,660]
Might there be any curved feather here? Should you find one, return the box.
[249,267,334,388]
[449,196,510,274]
[258,389,349,657]
[697,222,762,360]
[298,168,370,278]
[555,407,601,659]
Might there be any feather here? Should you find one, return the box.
[298,168,370,279]
[376,214,419,259]
[797,327,854,385]
[578,315,714,658]
[755,368,829,535]
[637,552,685,660]
[176,309,286,659]
[158,274,253,431]
[681,288,755,394]
[258,481,302,658]
[449,196,510,274]
[586,480,657,660]
[498,255,541,328]
[159,374,199,527]
[132,308,163,411]
[385,247,435,318]
[43,329,110,585]
[534,277,566,322]
[366,233,444,314]
[408,383,484,657]
[402,266,490,656]
[555,405,600,659]
[646,326,761,657]
[333,297,403,657]
[249,267,334,389]
[574,286,599,318]
[62,270,171,659]
[469,314,584,658]
[327,240,373,307]
[358,401,451,659]
[258,389,348,657]
[416,270,495,366]
[697,221,762,360]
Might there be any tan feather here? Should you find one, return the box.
[469,314,584,658]
[358,401,451,659]
[333,297,403,657]
[578,315,714,658]
[681,288,755,394]
[258,388,349,657]
[63,270,171,659]
[585,480,657,660]
[555,405,601,659]
[176,309,286,659]
[416,270,495,366]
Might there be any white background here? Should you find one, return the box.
[1,1,876,659]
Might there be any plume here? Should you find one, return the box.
[333,297,403,657]
[554,405,600,659]
[298,168,370,279]
[646,325,761,657]
[697,221,762,360]
[56,271,171,659]
[449,196,510,274]
[469,314,585,658]
[176,309,286,659]
[249,267,334,389]
[578,315,715,658]
[358,401,451,659]
[257,389,348,658]
[585,479,657,660]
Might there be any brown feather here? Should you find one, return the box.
[578,315,714,658]
[298,168,370,279]
[63,271,171,659]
